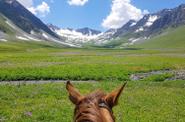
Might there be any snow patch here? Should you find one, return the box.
[0,39,8,42]
[130,22,136,27]
[5,21,16,29]
[135,27,144,32]
[30,30,35,35]
[40,31,81,47]
[24,34,42,41]
[129,38,141,45]
[145,15,158,27]
[128,37,148,45]
[42,33,49,39]
[16,36,29,41]
[50,37,81,47]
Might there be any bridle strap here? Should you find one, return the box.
[98,102,113,114]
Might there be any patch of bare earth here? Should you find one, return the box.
[0,80,97,85]
[130,70,185,81]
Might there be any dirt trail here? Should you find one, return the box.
[0,80,97,85]
[130,70,185,81]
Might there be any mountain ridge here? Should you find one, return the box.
[0,0,59,39]
[101,4,185,48]
[0,0,185,48]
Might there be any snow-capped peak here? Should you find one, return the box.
[48,24,103,44]
[145,15,158,27]
[55,28,101,41]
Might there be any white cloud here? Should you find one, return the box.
[68,0,88,6]
[17,0,50,17]
[102,0,148,29]
[32,2,50,17]
[17,0,33,8]
[28,7,37,15]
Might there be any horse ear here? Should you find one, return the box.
[105,82,127,108]
[66,81,84,105]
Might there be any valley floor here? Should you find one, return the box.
[0,80,185,122]
[0,41,185,121]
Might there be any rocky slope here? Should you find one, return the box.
[105,4,185,47]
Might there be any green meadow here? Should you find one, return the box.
[132,26,185,49]
[0,40,185,122]
[1,80,185,122]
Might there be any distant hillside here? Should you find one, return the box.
[111,4,185,39]
[76,27,101,36]
[47,24,103,45]
[0,0,81,47]
[99,4,185,48]
[131,26,185,48]
[0,0,59,38]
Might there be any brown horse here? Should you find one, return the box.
[66,81,127,122]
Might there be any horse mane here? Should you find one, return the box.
[74,91,107,122]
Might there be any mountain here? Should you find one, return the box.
[0,0,82,47]
[112,20,137,38]
[47,24,102,45]
[149,4,185,33]
[0,1,185,48]
[102,4,185,48]
[131,25,185,48]
[47,24,101,37]
[0,0,102,47]
[125,4,184,36]
[76,27,101,36]
[0,0,59,39]
[47,23,60,32]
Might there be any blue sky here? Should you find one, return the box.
[18,0,185,31]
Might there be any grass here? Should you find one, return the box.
[143,73,174,82]
[0,40,185,121]
[0,14,14,35]
[132,26,185,49]
[0,41,185,81]
[0,80,185,122]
